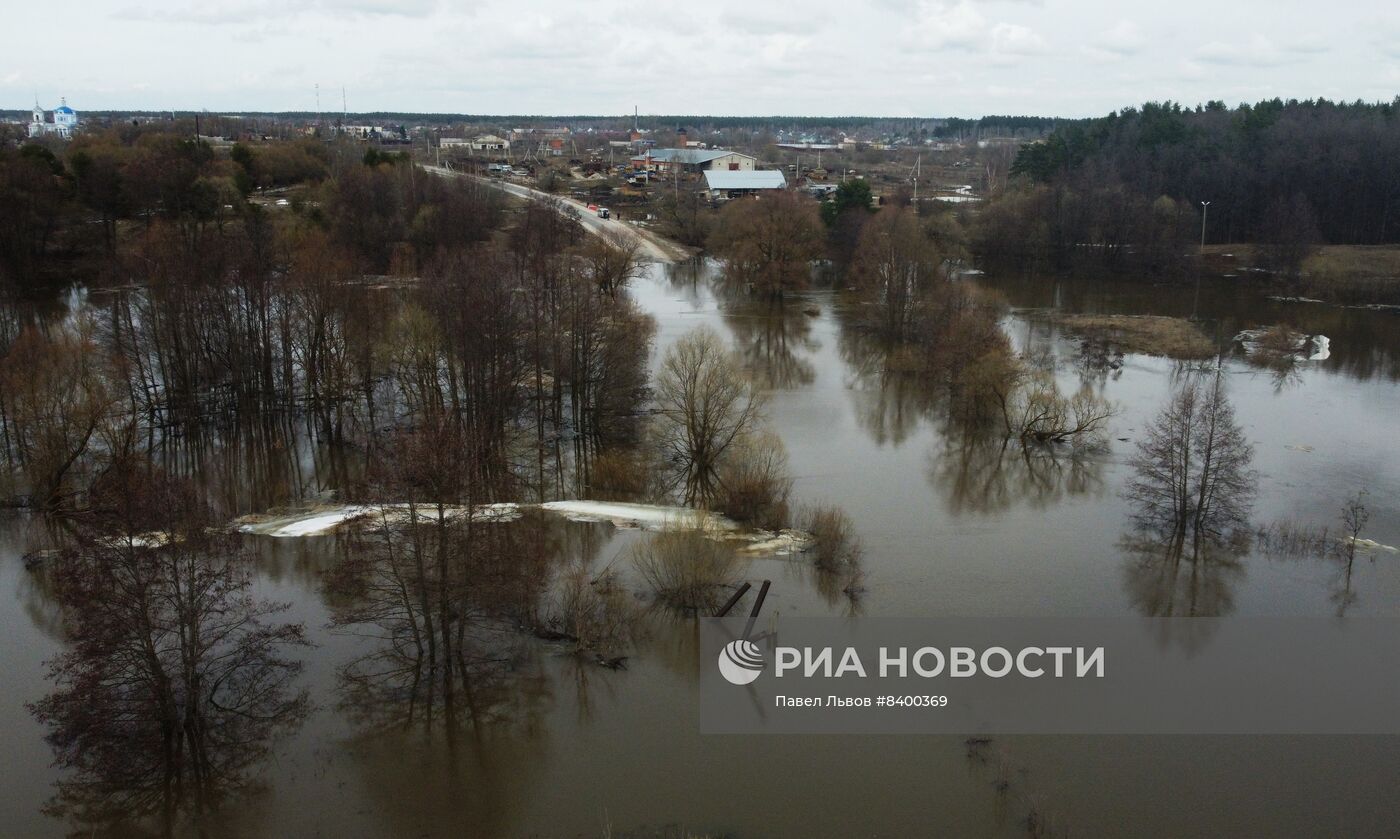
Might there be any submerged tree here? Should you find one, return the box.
[29,459,308,837]
[710,190,824,299]
[0,318,115,509]
[849,206,945,343]
[654,327,764,506]
[1126,372,1256,553]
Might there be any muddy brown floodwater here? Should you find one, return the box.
[2,262,1398,837]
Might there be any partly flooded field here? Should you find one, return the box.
[3,261,1398,838]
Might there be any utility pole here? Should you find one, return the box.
[1194,200,1211,319]
[315,83,321,133]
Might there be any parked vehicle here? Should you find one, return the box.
[597,207,610,219]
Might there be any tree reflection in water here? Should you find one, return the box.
[929,434,1106,515]
[1120,532,1247,618]
[29,460,309,838]
[327,507,559,737]
[839,325,939,447]
[719,291,818,390]
[1120,373,1257,618]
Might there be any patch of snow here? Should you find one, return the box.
[1267,295,1327,305]
[1307,334,1330,361]
[1345,537,1399,554]
[539,500,736,531]
[238,506,376,537]
[477,503,524,521]
[234,500,819,553]
[736,529,815,555]
[1234,328,1330,363]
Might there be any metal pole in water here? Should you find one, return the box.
[716,582,752,618]
[743,580,772,640]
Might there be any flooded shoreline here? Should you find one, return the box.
[3,260,1398,838]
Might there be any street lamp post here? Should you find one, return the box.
[1194,200,1211,319]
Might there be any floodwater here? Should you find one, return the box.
[3,262,1398,838]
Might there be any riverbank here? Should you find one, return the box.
[1206,244,1400,306]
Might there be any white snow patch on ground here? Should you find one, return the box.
[233,500,814,555]
[237,506,377,537]
[539,500,736,531]
[237,502,523,537]
[736,529,816,555]
[1347,537,1399,554]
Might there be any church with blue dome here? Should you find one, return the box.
[29,98,79,139]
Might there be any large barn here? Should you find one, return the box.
[632,147,757,174]
[703,169,787,199]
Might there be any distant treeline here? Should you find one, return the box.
[3,110,1060,137]
[976,98,1400,275]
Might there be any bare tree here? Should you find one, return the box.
[0,318,114,509]
[1127,373,1256,554]
[709,190,824,299]
[1333,490,1372,615]
[1005,373,1115,449]
[654,326,764,506]
[850,206,944,342]
[578,227,644,298]
[29,459,308,836]
[1340,490,1370,562]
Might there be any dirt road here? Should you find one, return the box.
[423,165,680,263]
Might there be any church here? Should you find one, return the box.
[29,98,79,138]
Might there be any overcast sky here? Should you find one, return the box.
[7,0,1399,118]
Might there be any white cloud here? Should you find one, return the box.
[909,0,987,50]
[0,0,1383,118]
[1089,20,1145,58]
[1195,34,1327,68]
[990,22,1046,55]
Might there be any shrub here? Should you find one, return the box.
[630,527,744,611]
[549,567,637,657]
[800,505,863,573]
[715,431,792,530]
